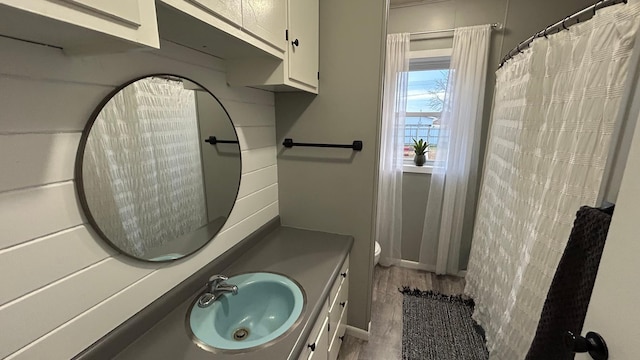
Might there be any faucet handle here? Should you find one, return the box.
[209,274,229,284]
[208,274,228,288]
[209,274,228,281]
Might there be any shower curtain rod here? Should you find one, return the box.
[499,0,628,68]
[410,23,501,37]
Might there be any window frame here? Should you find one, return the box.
[403,48,452,175]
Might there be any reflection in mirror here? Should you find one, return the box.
[78,75,241,262]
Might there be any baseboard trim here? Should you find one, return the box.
[397,260,467,278]
[398,259,436,272]
[345,322,371,341]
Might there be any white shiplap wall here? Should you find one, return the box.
[0,37,279,359]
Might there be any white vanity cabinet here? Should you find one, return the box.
[299,256,349,360]
[299,302,330,360]
[226,0,319,93]
[0,0,159,54]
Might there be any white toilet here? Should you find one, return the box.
[374,241,381,266]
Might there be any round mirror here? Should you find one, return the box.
[76,75,241,262]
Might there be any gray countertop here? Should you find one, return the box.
[113,226,353,360]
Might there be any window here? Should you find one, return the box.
[404,49,451,170]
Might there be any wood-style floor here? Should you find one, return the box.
[339,265,466,360]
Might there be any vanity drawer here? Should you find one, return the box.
[328,276,348,341]
[328,302,348,360]
[329,256,349,307]
[307,317,329,360]
[298,301,328,360]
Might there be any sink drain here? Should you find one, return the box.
[233,328,250,341]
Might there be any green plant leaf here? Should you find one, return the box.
[412,138,429,155]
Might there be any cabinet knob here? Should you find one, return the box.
[564,331,608,360]
[339,335,345,342]
[308,343,316,351]
[340,301,346,307]
[292,39,300,47]
[341,272,347,278]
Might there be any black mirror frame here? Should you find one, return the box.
[75,74,242,263]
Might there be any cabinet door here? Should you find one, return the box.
[242,0,286,51]
[187,0,242,26]
[1,0,159,53]
[58,0,141,27]
[287,0,319,88]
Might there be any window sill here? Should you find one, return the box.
[403,164,433,174]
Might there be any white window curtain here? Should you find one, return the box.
[84,77,207,257]
[375,33,409,266]
[419,25,491,274]
[465,3,640,358]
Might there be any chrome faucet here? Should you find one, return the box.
[197,274,238,308]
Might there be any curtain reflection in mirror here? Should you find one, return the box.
[83,77,207,257]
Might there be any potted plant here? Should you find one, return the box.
[412,138,429,166]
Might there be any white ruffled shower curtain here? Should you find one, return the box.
[84,77,207,257]
[419,25,491,275]
[466,3,640,358]
[376,33,410,266]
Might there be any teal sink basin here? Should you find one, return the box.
[187,272,305,352]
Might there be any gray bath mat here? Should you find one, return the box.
[400,287,488,360]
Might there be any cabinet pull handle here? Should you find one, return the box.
[292,39,300,47]
[564,331,608,360]
[341,272,347,278]
[308,343,316,351]
[340,301,346,307]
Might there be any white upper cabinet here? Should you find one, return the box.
[242,0,286,51]
[287,0,319,89]
[0,0,159,54]
[226,0,319,93]
[187,0,242,27]
[59,0,142,26]
[0,0,318,92]
[158,0,286,59]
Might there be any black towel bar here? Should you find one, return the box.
[282,138,363,151]
[204,136,239,145]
